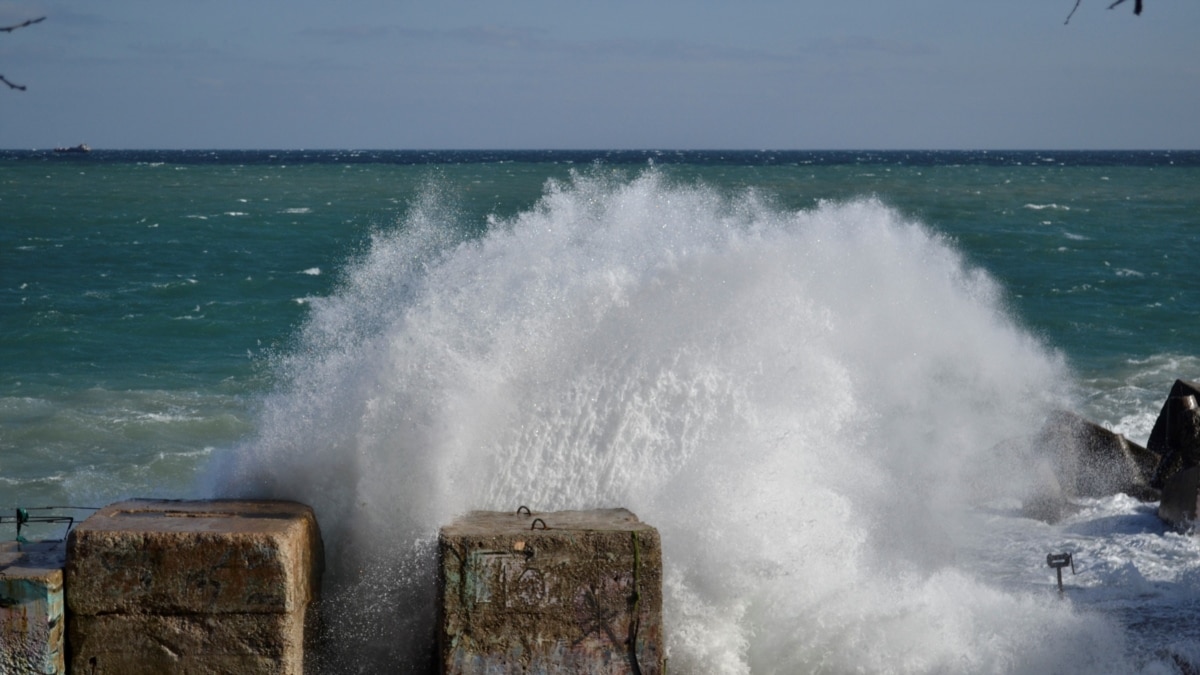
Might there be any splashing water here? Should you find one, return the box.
[207,169,1157,673]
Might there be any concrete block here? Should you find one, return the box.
[66,499,322,616]
[68,610,308,675]
[0,540,66,675]
[65,499,323,675]
[439,508,663,675]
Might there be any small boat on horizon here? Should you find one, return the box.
[53,143,91,153]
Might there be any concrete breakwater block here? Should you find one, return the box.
[66,499,323,675]
[439,508,663,675]
[66,612,306,674]
[0,540,66,675]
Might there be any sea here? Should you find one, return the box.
[2,149,1199,673]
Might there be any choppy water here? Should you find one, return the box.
[3,150,1200,673]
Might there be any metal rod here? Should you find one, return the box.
[1046,552,1075,596]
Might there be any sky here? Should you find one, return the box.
[0,1,1197,150]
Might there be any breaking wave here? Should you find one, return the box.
[206,169,1156,673]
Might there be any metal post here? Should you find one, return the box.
[1046,552,1075,596]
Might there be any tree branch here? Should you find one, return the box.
[1065,0,1084,24]
[0,75,28,91]
[1107,0,1144,15]
[1067,0,1143,23]
[2,16,46,92]
[0,16,45,32]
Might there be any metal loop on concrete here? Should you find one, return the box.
[530,518,548,530]
[516,505,532,516]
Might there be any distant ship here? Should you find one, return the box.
[53,143,91,153]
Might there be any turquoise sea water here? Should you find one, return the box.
[2,150,1199,673]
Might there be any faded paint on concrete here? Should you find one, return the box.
[0,540,66,675]
[440,508,663,675]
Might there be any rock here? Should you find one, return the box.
[1148,388,1200,489]
[1140,380,1200,531]
[0,540,66,675]
[1146,379,1200,457]
[1020,459,1074,523]
[66,499,323,675]
[1034,410,1157,499]
[1158,466,1200,532]
[439,508,663,675]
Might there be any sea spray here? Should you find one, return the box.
[207,168,1140,673]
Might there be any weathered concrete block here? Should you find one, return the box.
[439,508,663,675]
[66,499,323,675]
[68,610,308,675]
[1158,466,1200,532]
[66,499,322,615]
[0,540,65,675]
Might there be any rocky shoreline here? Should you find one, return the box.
[1023,378,1200,529]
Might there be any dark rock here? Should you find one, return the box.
[1138,379,1200,532]
[1158,466,1200,533]
[1145,379,1200,456]
[1148,388,1200,489]
[1034,410,1156,499]
[1014,410,1159,522]
[1020,473,1073,523]
[1128,377,1200,533]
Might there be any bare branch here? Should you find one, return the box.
[0,74,28,91]
[1107,0,1144,15]
[1065,0,1084,24]
[0,16,45,33]
[1067,0,1143,23]
[2,16,45,92]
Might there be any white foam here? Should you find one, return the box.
[207,169,1186,673]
